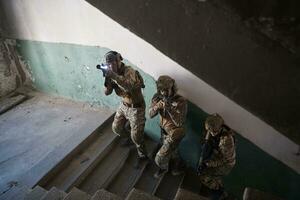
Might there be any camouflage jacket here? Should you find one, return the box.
[149,93,187,129]
[105,64,145,105]
[206,126,236,168]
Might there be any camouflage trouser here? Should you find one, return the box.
[112,103,147,157]
[155,128,184,170]
[199,165,233,190]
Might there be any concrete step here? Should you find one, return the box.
[155,171,185,200]
[40,187,66,200]
[42,118,118,191]
[107,138,159,198]
[125,188,161,200]
[91,189,122,200]
[243,187,284,200]
[134,157,165,195]
[174,172,225,200]
[63,187,91,200]
[78,140,130,195]
[174,188,209,200]
[24,186,47,200]
[0,185,31,200]
[0,94,27,114]
[179,170,204,195]
[18,106,114,189]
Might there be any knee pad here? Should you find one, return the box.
[112,123,124,136]
[155,153,169,170]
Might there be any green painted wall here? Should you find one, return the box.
[17,40,300,199]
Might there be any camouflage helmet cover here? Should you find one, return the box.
[105,51,123,63]
[205,113,224,136]
[156,75,178,93]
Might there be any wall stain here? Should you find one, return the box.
[0,38,30,98]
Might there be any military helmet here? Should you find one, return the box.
[156,75,178,94]
[105,51,123,63]
[205,113,224,136]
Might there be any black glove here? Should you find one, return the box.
[152,93,162,104]
[104,77,112,87]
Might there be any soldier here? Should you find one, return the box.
[103,51,148,165]
[197,114,236,199]
[149,75,187,178]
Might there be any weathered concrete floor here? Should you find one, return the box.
[0,92,113,193]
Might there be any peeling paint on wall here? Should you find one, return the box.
[0,38,30,98]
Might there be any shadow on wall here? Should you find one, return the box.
[84,0,300,146]
[16,40,300,200]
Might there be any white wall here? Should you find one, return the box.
[1,0,299,173]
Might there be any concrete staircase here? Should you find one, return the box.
[0,117,283,200]
[0,116,209,200]
[15,178,290,200]
[0,183,209,200]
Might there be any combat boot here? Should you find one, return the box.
[154,168,168,179]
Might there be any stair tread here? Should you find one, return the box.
[43,122,117,191]
[125,188,161,200]
[180,170,202,193]
[79,140,130,195]
[91,189,122,200]
[24,186,47,200]
[0,94,27,114]
[174,188,209,200]
[155,172,185,200]
[0,185,31,200]
[134,157,164,195]
[63,187,91,200]
[40,187,66,200]
[107,138,158,197]
[243,187,284,200]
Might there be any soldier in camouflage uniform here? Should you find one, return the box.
[198,114,236,199]
[103,51,148,162]
[149,75,187,178]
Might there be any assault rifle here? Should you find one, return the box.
[197,132,211,175]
